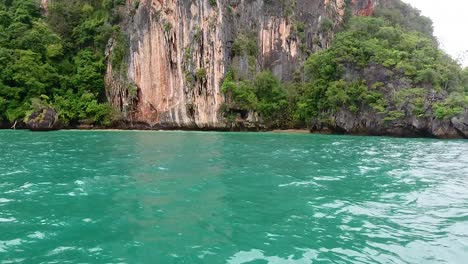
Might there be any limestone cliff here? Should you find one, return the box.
[106,0,380,129]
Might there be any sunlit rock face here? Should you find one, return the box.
[41,0,49,9]
[105,0,384,128]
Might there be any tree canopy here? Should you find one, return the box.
[223,13,467,127]
[0,0,126,126]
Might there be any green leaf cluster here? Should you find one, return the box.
[223,10,467,127]
[221,70,289,125]
[296,16,467,122]
[0,0,125,126]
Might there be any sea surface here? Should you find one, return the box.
[0,130,467,263]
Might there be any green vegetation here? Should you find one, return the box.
[0,0,125,126]
[0,0,466,131]
[232,33,258,57]
[433,93,467,119]
[299,16,467,121]
[374,0,434,38]
[223,14,467,127]
[195,68,207,81]
[208,0,217,7]
[221,70,289,126]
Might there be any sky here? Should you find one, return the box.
[402,0,468,67]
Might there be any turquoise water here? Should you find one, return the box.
[0,131,467,263]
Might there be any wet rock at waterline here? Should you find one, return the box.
[25,107,60,131]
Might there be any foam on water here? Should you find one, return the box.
[0,130,467,263]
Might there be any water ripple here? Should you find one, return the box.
[0,131,467,263]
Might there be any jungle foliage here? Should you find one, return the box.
[222,8,467,127]
[0,0,126,126]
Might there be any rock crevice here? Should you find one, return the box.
[106,0,370,128]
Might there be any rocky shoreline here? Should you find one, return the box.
[3,104,467,139]
[2,117,467,139]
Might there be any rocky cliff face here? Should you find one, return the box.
[321,107,468,138]
[312,64,468,138]
[106,0,381,129]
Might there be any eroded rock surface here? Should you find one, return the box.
[26,107,60,131]
[106,0,379,129]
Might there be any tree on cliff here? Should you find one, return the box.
[222,0,467,135]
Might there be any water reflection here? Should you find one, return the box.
[0,131,467,263]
